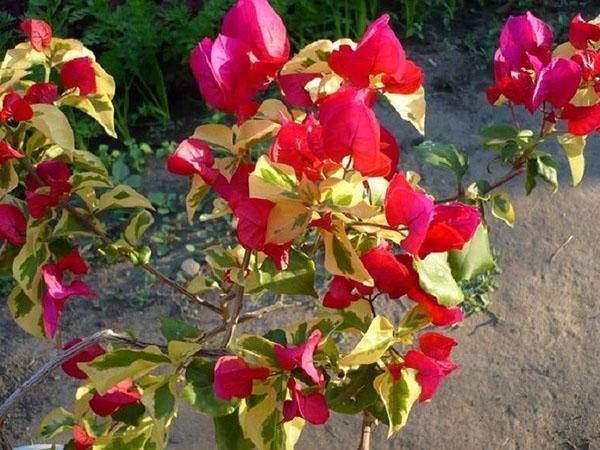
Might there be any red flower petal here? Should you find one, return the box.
[24,82,58,104]
[384,173,434,255]
[379,126,400,179]
[278,73,321,108]
[1,90,33,122]
[214,356,270,401]
[561,103,600,136]
[274,329,323,386]
[0,141,24,164]
[221,0,290,79]
[61,338,105,380]
[25,160,72,218]
[403,350,449,402]
[360,243,415,299]
[499,12,553,68]
[318,86,381,173]
[20,19,52,52]
[57,247,89,275]
[41,263,96,337]
[0,204,27,246]
[283,377,330,425]
[329,14,408,90]
[531,58,581,110]
[418,202,481,258]
[73,425,94,450]
[418,332,457,361]
[270,118,322,180]
[190,35,257,115]
[89,378,141,417]
[60,57,97,96]
[167,138,218,183]
[322,276,361,309]
[569,13,600,50]
[407,287,464,327]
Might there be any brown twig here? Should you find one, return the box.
[435,166,526,204]
[0,329,227,422]
[220,249,252,349]
[357,411,377,450]
[19,158,222,315]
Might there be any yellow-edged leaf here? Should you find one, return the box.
[192,124,234,152]
[249,155,299,201]
[7,286,45,339]
[340,316,394,366]
[558,133,586,186]
[29,104,75,152]
[321,220,372,284]
[384,87,426,135]
[186,174,210,223]
[80,346,170,395]
[266,200,310,244]
[373,367,420,437]
[96,185,154,212]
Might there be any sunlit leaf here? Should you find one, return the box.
[340,316,394,366]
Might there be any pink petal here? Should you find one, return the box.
[384,173,434,255]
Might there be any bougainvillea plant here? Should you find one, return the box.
[0,3,598,449]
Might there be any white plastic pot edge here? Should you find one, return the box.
[14,445,64,450]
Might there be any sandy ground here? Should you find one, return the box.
[1,38,599,450]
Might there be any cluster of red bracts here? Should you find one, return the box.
[0,18,103,342]
[487,12,600,135]
[214,330,330,424]
[60,339,142,449]
[212,328,457,424]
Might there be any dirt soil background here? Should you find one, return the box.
[1,21,600,450]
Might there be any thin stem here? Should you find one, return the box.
[347,221,407,232]
[19,158,222,315]
[435,166,526,204]
[220,249,252,349]
[508,103,521,129]
[357,411,377,450]
[0,329,226,421]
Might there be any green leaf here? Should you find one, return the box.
[235,335,279,369]
[53,208,105,238]
[321,221,372,285]
[536,154,558,192]
[448,224,496,282]
[186,174,210,223]
[214,412,254,450]
[249,155,299,202]
[340,316,394,366]
[30,104,75,151]
[159,316,202,342]
[124,210,155,246]
[490,192,515,227]
[142,377,177,421]
[557,133,586,187]
[412,141,468,187]
[479,124,519,141]
[7,286,45,338]
[396,305,431,336]
[239,388,285,450]
[373,367,421,437]
[112,158,131,182]
[326,364,379,414]
[414,252,464,306]
[248,248,317,297]
[111,403,146,426]
[80,346,169,394]
[96,185,154,212]
[39,407,75,438]
[181,359,239,417]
